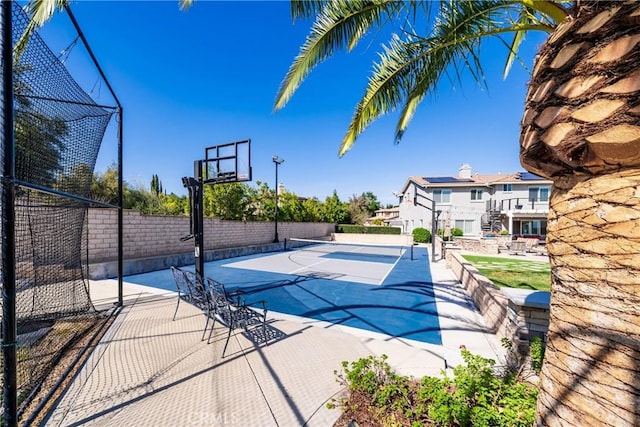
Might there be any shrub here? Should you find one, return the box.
[498,229,510,236]
[412,227,431,243]
[330,351,538,427]
[529,336,545,374]
[451,227,464,237]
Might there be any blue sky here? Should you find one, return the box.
[37,1,549,206]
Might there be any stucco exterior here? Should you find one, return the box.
[396,164,552,238]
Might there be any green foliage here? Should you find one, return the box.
[275,1,566,155]
[451,227,464,237]
[337,224,401,235]
[347,192,381,225]
[15,65,68,188]
[91,165,120,205]
[203,182,254,220]
[150,174,162,196]
[331,351,538,427]
[529,336,545,374]
[90,168,385,224]
[321,190,350,224]
[412,227,431,243]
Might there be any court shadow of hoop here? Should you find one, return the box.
[300,271,345,280]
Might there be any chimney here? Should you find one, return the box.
[458,164,472,179]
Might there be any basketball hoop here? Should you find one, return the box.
[203,139,252,184]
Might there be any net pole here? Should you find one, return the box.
[1,1,18,424]
[117,108,123,306]
[65,4,124,305]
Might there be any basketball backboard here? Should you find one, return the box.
[203,139,252,184]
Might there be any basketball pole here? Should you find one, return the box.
[194,160,204,287]
[183,140,252,287]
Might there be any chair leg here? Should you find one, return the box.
[172,296,181,321]
[202,315,210,341]
[207,315,217,344]
[262,320,268,346]
[222,325,233,358]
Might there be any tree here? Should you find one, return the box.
[277,191,306,222]
[347,192,380,225]
[301,197,323,222]
[321,190,349,224]
[203,182,253,220]
[14,64,68,190]
[150,174,162,196]
[275,1,640,426]
[362,191,380,216]
[250,181,276,222]
[91,165,119,206]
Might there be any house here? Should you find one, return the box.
[396,164,552,238]
[365,207,401,227]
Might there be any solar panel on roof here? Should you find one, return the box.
[425,176,474,183]
[519,172,544,181]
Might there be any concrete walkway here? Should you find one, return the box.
[44,255,505,427]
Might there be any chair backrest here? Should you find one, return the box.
[206,278,234,325]
[171,266,192,298]
[173,267,209,309]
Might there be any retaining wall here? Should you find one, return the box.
[452,237,507,255]
[446,248,549,355]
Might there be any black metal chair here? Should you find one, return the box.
[170,266,213,339]
[205,277,268,357]
[170,266,194,320]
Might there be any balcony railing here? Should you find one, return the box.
[486,198,549,212]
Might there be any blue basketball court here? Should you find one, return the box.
[124,243,442,345]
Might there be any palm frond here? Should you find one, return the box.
[15,0,69,59]
[521,0,568,24]
[502,4,542,79]
[291,0,328,21]
[179,0,194,11]
[274,0,416,111]
[339,0,556,155]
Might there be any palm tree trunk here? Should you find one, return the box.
[536,170,640,426]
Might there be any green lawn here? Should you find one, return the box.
[462,254,551,291]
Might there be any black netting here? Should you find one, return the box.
[1,4,119,418]
[10,2,115,321]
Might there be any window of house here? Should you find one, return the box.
[454,219,474,235]
[470,189,483,201]
[520,220,547,237]
[529,186,550,202]
[433,189,451,203]
[502,184,512,192]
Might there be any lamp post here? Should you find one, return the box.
[272,155,284,243]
